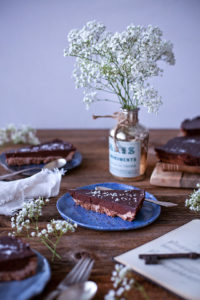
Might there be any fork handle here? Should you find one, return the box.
[44,290,60,300]
[0,167,41,180]
[143,198,177,207]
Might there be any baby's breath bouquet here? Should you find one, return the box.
[105,264,150,300]
[0,124,40,146]
[64,20,175,180]
[185,183,200,212]
[64,20,175,112]
[9,197,77,261]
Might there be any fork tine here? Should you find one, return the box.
[78,259,94,283]
[65,257,92,285]
[45,256,95,300]
[57,257,85,289]
[58,257,91,288]
[73,258,94,284]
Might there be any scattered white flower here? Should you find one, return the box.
[105,264,149,300]
[0,124,40,146]
[64,20,175,112]
[9,197,77,261]
[185,183,200,212]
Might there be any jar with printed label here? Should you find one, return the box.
[109,109,149,180]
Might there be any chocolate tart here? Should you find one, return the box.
[0,236,38,281]
[5,139,76,166]
[68,189,145,221]
[181,116,200,136]
[155,136,200,166]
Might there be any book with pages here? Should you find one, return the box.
[115,219,200,300]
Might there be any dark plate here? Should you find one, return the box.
[0,250,51,300]
[0,151,82,176]
[57,182,161,231]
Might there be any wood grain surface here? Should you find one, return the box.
[0,129,197,300]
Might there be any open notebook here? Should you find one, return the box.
[115,220,200,300]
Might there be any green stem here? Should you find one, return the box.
[45,236,57,247]
[135,282,151,300]
[41,238,62,261]
[69,54,100,65]
[51,234,63,262]
[96,98,118,103]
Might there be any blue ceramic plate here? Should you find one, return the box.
[57,182,161,231]
[0,251,51,300]
[0,151,82,176]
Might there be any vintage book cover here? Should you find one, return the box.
[115,220,200,300]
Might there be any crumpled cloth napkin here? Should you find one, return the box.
[0,169,64,215]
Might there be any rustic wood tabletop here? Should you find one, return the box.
[0,129,196,300]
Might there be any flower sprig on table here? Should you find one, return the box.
[9,197,77,261]
[0,124,40,146]
[185,183,200,212]
[105,264,150,300]
[64,20,175,112]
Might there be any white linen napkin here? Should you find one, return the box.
[0,169,64,215]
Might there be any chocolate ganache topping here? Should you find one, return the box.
[5,139,76,166]
[68,189,145,221]
[155,136,200,165]
[181,116,200,136]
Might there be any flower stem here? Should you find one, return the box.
[41,238,62,261]
[135,282,150,300]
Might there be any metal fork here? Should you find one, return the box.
[44,255,94,300]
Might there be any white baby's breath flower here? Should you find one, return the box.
[105,264,137,299]
[0,124,40,146]
[9,197,77,262]
[185,183,200,212]
[64,20,175,112]
[116,286,124,296]
[104,289,115,300]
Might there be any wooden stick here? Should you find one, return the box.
[160,162,200,174]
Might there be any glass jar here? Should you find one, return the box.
[109,109,149,180]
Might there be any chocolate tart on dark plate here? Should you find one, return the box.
[181,116,200,136]
[5,139,76,166]
[68,189,145,221]
[0,236,38,281]
[155,136,200,166]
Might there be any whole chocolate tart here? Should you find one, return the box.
[0,236,38,281]
[5,139,76,166]
[181,116,200,136]
[155,136,200,166]
[68,189,145,221]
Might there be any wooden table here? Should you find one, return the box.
[0,129,197,300]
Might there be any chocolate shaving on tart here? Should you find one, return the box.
[155,136,200,166]
[68,189,145,222]
[0,236,38,281]
[181,116,200,136]
[5,139,76,166]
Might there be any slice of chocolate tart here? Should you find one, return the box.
[155,136,200,166]
[0,236,38,281]
[5,139,76,166]
[68,189,145,221]
[181,116,200,136]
